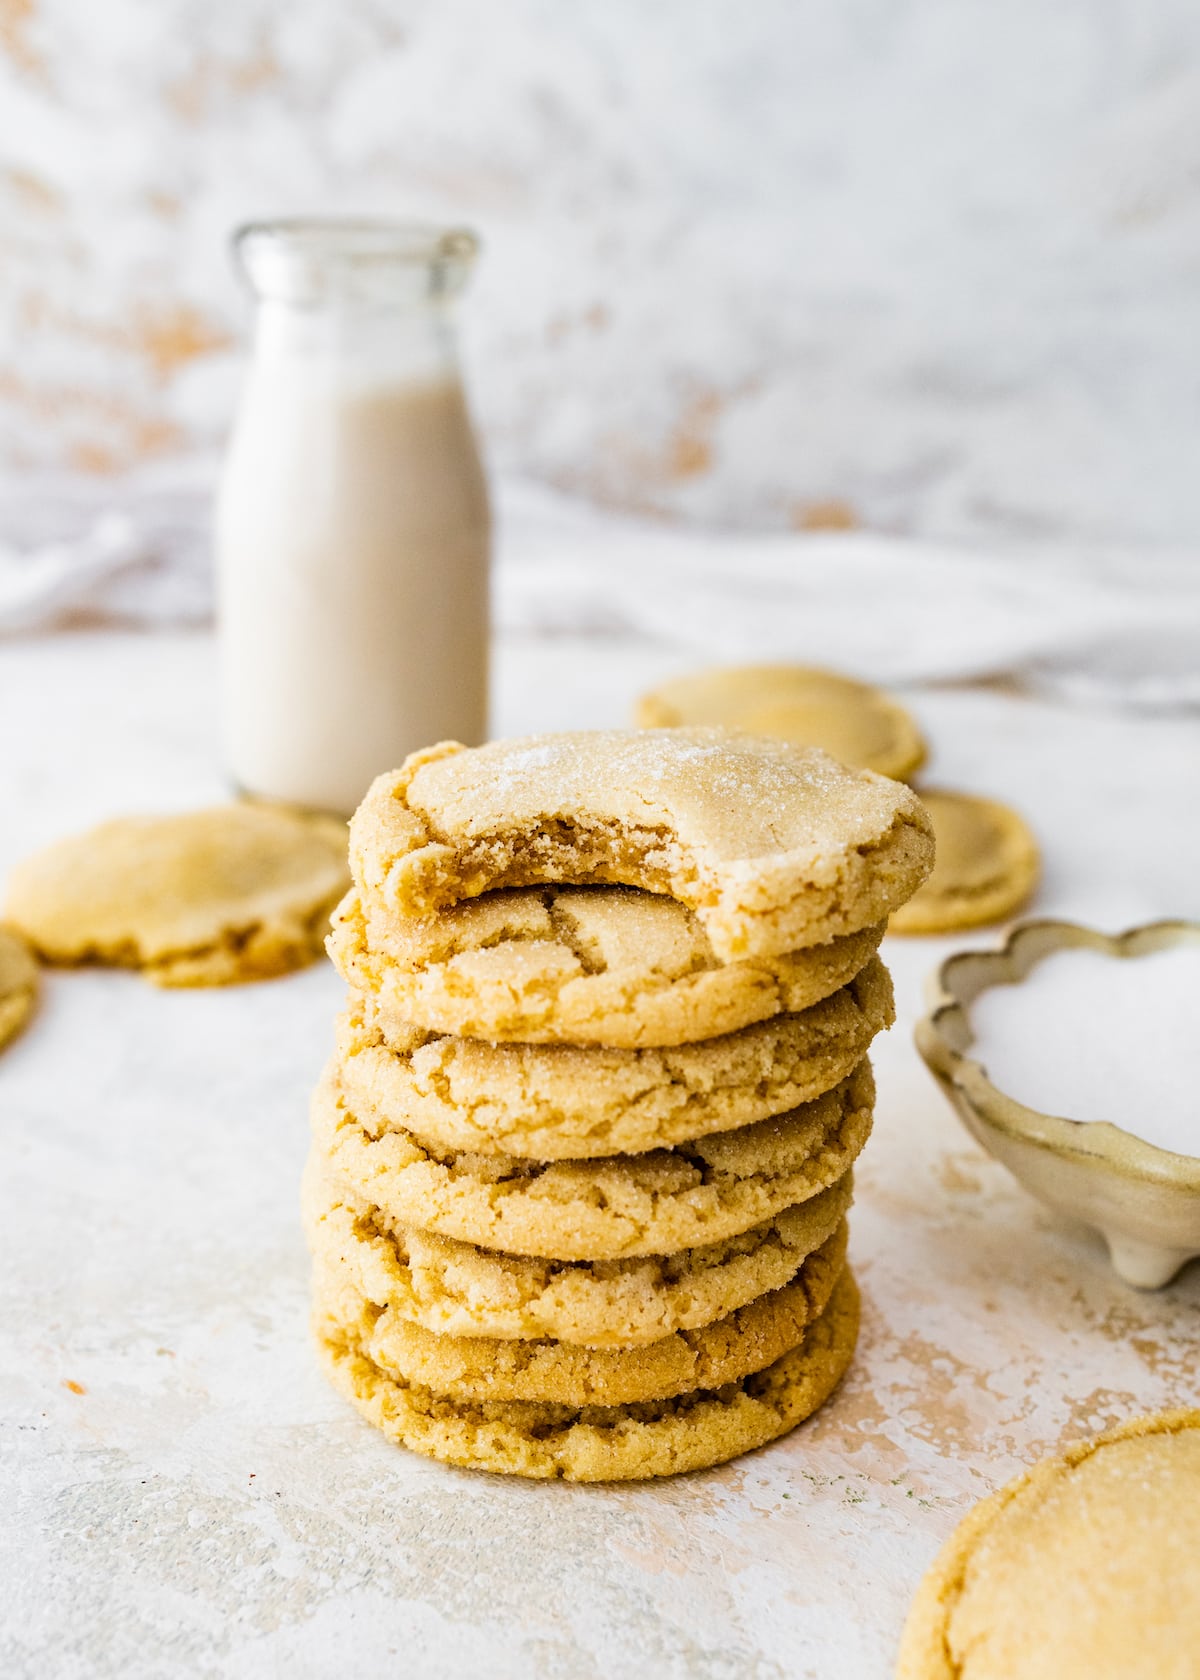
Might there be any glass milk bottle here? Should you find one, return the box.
[215,220,490,815]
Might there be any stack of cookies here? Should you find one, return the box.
[305,729,933,1481]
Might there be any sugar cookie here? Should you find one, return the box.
[314,1265,860,1481]
[889,789,1038,935]
[897,1409,1200,1679]
[303,1160,853,1347]
[6,804,349,986]
[0,925,37,1049]
[636,665,926,781]
[349,730,933,961]
[336,956,892,1160]
[313,1221,846,1406]
[312,1058,874,1260]
[331,884,884,1048]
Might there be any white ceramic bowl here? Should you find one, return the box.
[915,918,1200,1289]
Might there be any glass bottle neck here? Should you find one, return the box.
[250,295,461,386]
[234,219,477,386]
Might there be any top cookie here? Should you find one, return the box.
[636,665,927,781]
[897,1408,1200,1680]
[349,729,933,961]
[5,804,349,987]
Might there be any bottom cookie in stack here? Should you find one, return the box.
[313,1257,859,1483]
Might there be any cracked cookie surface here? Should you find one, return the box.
[311,1058,874,1260]
[303,1159,852,1346]
[896,1409,1200,1680]
[336,955,892,1160]
[330,883,884,1048]
[635,664,927,781]
[315,1264,859,1480]
[313,1220,846,1406]
[5,804,349,986]
[349,729,933,961]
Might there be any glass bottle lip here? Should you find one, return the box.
[232,218,480,308]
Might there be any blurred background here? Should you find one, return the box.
[2,0,1199,545]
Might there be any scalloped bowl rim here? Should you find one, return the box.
[915,917,1200,1192]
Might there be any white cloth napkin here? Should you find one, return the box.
[2,469,1197,710]
[496,484,1200,709]
[0,470,212,632]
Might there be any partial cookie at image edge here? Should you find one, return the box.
[896,1408,1200,1680]
[0,925,38,1051]
[4,803,349,986]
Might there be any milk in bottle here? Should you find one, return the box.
[216,221,490,815]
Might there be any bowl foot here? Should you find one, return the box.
[1102,1232,1198,1290]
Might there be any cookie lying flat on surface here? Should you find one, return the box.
[303,1163,852,1347]
[889,789,1038,935]
[635,665,927,782]
[331,885,884,1048]
[315,1264,859,1481]
[0,926,38,1050]
[897,1409,1200,1680]
[349,730,933,961]
[337,956,892,1160]
[313,1059,874,1260]
[314,1222,845,1407]
[5,804,349,986]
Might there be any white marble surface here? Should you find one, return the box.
[1,628,1199,1679]
[3,2,1200,542]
